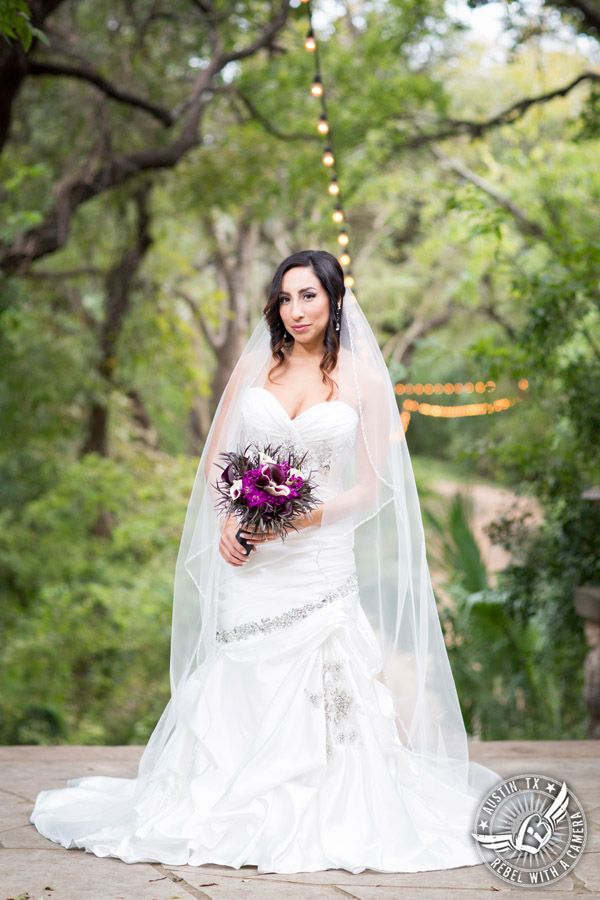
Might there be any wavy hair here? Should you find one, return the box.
[262,250,344,400]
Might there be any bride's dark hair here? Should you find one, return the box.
[263,249,344,400]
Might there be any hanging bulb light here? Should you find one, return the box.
[322,144,334,166]
[337,229,349,246]
[344,273,355,288]
[304,28,316,51]
[339,252,351,266]
[332,204,344,223]
[310,75,323,97]
[328,176,339,195]
[317,113,329,134]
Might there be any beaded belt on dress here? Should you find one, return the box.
[215,572,359,645]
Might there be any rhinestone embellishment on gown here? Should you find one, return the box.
[271,434,356,475]
[305,656,361,759]
[215,572,359,644]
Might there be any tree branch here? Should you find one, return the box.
[393,71,600,150]
[382,302,461,366]
[175,287,219,350]
[27,60,174,126]
[217,86,315,140]
[0,2,291,275]
[431,144,548,240]
[18,265,105,279]
[218,0,289,65]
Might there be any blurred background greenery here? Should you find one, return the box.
[1,0,599,744]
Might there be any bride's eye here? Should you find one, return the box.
[278,294,315,303]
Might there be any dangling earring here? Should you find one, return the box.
[335,304,341,331]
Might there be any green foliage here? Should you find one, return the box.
[0,0,49,50]
[425,490,589,739]
[0,450,197,744]
[441,582,585,739]
[423,490,489,593]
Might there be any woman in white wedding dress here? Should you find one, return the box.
[30,250,502,874]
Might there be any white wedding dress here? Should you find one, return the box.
[30,386,497,874]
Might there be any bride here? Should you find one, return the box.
[30,249,501,874]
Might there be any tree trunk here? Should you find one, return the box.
[80,183,153,458]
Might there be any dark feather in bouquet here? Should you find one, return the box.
[215,441,323,546]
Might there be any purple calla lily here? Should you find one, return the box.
[221,462,236,486]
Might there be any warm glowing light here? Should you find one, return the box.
[394,379,529,412]
[328,176,339,195]
[332,207,344,223]
[339,252,351,266]
[304,29,316,51]
[396,378,512,394]
[344,273,354,288]
[311,75,323,97]
[317,113,329,134]
[322,145,334,166]
[337,230,349,246]
[402,396,522,417]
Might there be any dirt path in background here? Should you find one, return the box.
[427,479,544,589]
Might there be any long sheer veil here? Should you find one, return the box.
[135,285,500,804]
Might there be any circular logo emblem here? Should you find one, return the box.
[471,773,587,888]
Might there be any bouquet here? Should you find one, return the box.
[214,441,323,555]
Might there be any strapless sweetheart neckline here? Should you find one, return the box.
[251,386,357,423]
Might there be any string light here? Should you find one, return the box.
[402,396,521,417]
[310,74,323,97]
[393,379,529,426]
[395,380,499,396]
[302,1,354,289]
[322,145,335,166]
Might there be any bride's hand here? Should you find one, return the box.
[219,516,278,567]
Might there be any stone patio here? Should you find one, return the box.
[1,741,598,900]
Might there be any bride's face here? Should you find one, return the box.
[278,267,332,348]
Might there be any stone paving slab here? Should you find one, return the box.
[1,741,598,900]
